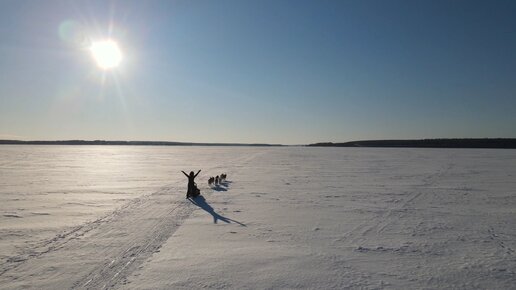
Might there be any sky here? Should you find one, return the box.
[0,0,515,145]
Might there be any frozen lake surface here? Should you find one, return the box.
[1,145,516,289]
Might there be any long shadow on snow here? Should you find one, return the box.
[189,195,246,227]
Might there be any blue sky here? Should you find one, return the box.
[0,0,515,144]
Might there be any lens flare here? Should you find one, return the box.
[89,40,122,69]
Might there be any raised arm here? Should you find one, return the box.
[181,171,189,178]
[194,169,201,177]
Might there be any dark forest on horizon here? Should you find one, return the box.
[308,139,516,149]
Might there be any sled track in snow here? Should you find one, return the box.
[72,194,193,290]
[0,183,196,289]
[0,186,172,274]
[0,152,260,289]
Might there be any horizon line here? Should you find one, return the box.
[1,138,516,148]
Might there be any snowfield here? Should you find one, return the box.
[1,146,516,289]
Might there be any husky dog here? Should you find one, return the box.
[208,177,214,186]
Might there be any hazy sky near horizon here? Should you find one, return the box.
[0,0,515,144]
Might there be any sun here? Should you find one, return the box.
[89,40,122,69]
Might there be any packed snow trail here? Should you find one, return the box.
[0,184,193,289]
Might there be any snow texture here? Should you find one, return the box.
[1,145,516,289]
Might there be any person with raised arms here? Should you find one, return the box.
[182,169,201,198]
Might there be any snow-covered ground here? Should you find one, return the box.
[1,146,516,289]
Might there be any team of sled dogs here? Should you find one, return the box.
[208,173,227,186]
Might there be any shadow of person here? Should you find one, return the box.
[189,195,246,227]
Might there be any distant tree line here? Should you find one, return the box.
[0,140,281,147]
[308,139,516,149]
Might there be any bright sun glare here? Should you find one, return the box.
[89,40,122,69]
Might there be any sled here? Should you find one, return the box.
[186,184,201,199]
